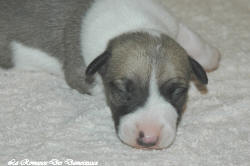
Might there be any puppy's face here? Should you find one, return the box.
[86,32,207,149]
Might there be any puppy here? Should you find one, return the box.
[0,0,220,149]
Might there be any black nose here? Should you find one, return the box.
[136,131,158,148]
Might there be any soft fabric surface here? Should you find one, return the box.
[1,0,249,165]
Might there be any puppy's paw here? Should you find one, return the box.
[64,66,94,94]
[202,44,221,72]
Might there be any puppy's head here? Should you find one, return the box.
[86,32,207,149]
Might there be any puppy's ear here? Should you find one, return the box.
[86,51,111,76]
[188,56,208,84]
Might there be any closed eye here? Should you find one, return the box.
[109,78,135,104]
[159,80,189,111]
[161,83,187,98]
[108,78,149,115]
[172,87,188,98]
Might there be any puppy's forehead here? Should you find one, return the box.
[106,32,191,83]
[156,35,191,83]
[106,32,157,83]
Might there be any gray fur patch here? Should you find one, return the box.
[0,0,93,93]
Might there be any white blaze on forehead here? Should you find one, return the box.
[118,68,178,148]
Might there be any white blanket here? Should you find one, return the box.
[1,0,249,165]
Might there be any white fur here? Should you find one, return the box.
[81,0,179,65]
[11,41,62,76]
[81,0,220,71]
[118,69,178,148]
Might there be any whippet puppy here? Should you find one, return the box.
[0,0,220,149]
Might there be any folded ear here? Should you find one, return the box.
[86,51,111,76]
[188,56,208,84]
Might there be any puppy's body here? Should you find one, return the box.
[0,0,93,92]
[0,0,220,149]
